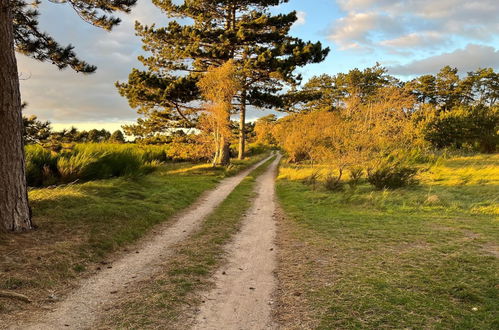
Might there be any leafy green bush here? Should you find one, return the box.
[367,163,419,190]
[419,105,498,153]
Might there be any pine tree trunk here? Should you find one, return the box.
[0,1,32,232]
[213,135,230,166]
[238,90,246,160]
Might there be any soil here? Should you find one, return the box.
[192,155,281,330]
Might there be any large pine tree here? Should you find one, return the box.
[117,0,329,159]
[0,0,135,232]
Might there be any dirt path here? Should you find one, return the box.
[8,156,272,330]
[193,155,281,330]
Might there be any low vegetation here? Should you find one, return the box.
[275,154,498,329]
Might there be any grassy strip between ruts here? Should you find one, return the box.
[0,152,269,321]
[274,154,498,329]
[96,155,276,329]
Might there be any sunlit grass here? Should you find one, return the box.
[423,154,499,186]
[278,164,340,181]
[276,153,499,329]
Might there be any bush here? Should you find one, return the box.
[347,167,363,188]
[367,163,419,189]
[419,105,498,153]
[303,170,321,190]
[246,143,269,156]
[57,151,100,183]
[323,171,344,191]
[25,143,169,187]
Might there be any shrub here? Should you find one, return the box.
[303,170,321,190]
[57,151,101,183]
[348,167,363,188]
[419,105,498,153]
[323,172,344,191]
[367,163,419,189]
[246,143,269,156]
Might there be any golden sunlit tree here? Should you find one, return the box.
[198,60,241,166]
[273,85,419,187]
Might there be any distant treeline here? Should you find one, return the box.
[22,116,126,148]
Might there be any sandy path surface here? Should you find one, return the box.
[8,156,272,330]
[193,155,281,330]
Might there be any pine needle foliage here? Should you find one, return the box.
[11,0,136,72]
[117,0,329,146]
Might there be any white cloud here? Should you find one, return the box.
[295,11,307,26]
[389,44,499,76]
[379,32,446,49]
[329,11,405,50]
[329,0,499,51]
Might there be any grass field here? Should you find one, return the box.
[275,154,498,329]
[0,153,268,317]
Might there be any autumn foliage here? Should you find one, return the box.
[198,61,241,165]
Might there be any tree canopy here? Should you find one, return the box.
[117,0,329,158]
[12,0,136,72]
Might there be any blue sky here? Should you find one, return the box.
[18,0,499,131]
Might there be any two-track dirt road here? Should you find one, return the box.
[7,154,281,330]
[193,154,281,330]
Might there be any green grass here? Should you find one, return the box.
[97,156,276,329]
[0,153,269,317]
[276,154,498,329]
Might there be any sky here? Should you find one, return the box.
[18,0,499,132]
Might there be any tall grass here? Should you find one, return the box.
[26,143,179,187]
[25,143,270,187]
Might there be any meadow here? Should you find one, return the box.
[275,154,498,329]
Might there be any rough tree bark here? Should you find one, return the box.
[0,0,33,232]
